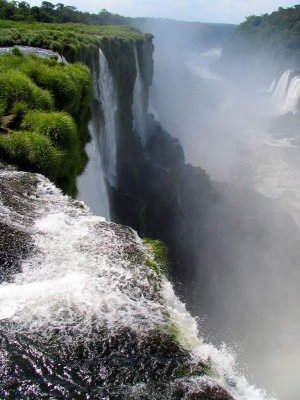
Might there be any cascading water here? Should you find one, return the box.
[98,48,118,185]
[281,75,300,114]
[271,69,300,114]
[271,70,293,112]
[133,46,148,143]
[77,49,118,218]
[76,119,110,220]
[0,164,276,399]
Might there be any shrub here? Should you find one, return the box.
[0,131,62,178]
[11,46,23,56]
[0,70,54,113]
[24,63,77,110]
[22,111,77,149]
[10,101,28,128]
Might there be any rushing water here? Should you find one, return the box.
[272,69,300,114]
[133,46,148,143]
[76,120,110,220]
[77,49,118,218]
[98,49,118,186]
[0,165,276,399]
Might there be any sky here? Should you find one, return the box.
[28,0,298,24]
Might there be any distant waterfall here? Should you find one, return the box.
[77,49,118,219]
[282,75,300,113]
[271,69,300,114]
[133,46,147,143]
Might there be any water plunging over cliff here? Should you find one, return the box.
[272,70,300,114]
[98,49,118,185]
[77,49,118,218]
[133,46,148,143]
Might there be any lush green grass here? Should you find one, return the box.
[0,52,92,195]
[0,131,62,179]
[0,21,149,62]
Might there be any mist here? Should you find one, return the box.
[133,18,300,400]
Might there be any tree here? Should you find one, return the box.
[41,1,55,13]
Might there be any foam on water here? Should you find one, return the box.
[0,168,277,399]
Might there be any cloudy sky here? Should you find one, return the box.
[28,0,297,23]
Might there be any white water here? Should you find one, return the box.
[77,49,118,218]
[0,168,276,400]
[98,49,118,186]
[133,46,148,143]
[76,122,110,220]
[272,69,300,114]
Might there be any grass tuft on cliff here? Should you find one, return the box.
[0,52,92,196]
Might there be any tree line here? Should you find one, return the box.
[0,0,126,25]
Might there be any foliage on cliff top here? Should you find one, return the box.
[0,20,150,50]
[0,20,151,64]
[223,5,300,64]
[0,52,91,195]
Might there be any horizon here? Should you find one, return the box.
[26,0,298,24]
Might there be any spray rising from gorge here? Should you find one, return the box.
[0,6,300,400]
[130,18,300,400]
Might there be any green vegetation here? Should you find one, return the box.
[0,0,126,25]
[0,16,150,195]
[0,20,148,63]
[0,52,92,195]
[143,239,169,276]
[223,5,300,66]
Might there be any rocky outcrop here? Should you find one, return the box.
[0,161,237,399]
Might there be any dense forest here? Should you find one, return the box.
[0,0,126,25]
[221,5,300,75]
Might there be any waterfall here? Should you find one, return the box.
[282,75,300,114]
[77,49,118,219]
[98,49,118,185]
[76,121,110,220]
[271,69,300,114]
[0,166,276,400]
[133,46,147,143]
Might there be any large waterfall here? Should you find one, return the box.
[271,69,300,114]
[77,49,118,219]
[133,46,148,143]
[98,49,118,185]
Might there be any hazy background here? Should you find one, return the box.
[27,0,297,23]
[135,16,300,400]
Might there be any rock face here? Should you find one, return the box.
[0,162,35,282]
[96,38,215,288]
[0,162,240,399]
